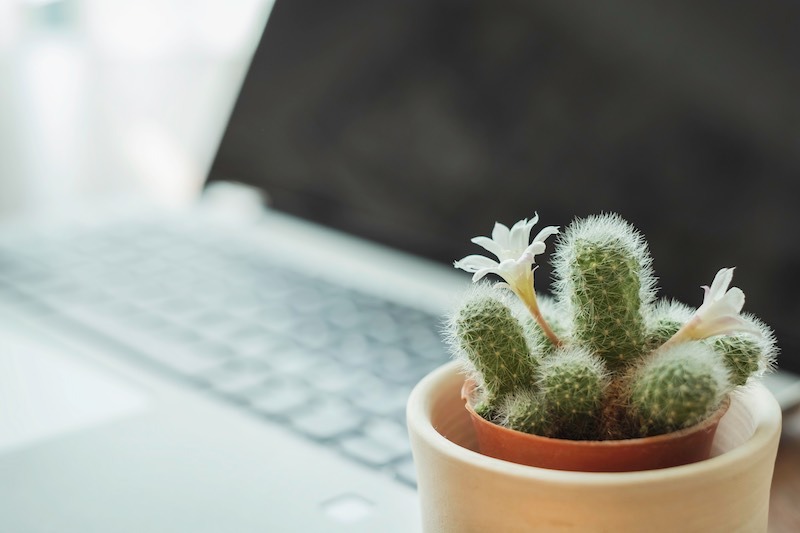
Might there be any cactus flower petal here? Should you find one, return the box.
[692,268,761,338]
[470,236,503,257]
[699,268,741,312]
[667,267,762,345]
[531,225,560,248]
[509,216,538,250]
[491,222,512,247]
[453,254,502,282]
[705,267,735,300]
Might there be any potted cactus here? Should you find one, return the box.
[445,212,776,471]
[406,212,783,532]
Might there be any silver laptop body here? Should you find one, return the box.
[0,194,466,532]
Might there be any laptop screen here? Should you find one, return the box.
[208,0,800,373]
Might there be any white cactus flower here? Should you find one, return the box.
[454,215,559,292]
[666,267,762,346]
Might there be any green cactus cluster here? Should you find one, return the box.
[448,213,777,440]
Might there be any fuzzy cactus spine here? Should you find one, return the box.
[535,347,610,439]
[553,214,654,370]
[450,286,536,414]
[500,390,551,436]
[628,342,731,436]
[644,300,694,352]
[711,316,776,386]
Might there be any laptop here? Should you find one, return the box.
[2,1,800,532]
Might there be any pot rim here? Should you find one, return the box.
[461,379,730,449]
[407,361,782,486]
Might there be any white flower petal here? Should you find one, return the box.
[454,254,498,272]
[471,267,499,282]
[522,241,546,258]
[695,315,762,339]
[720,287,745,314]
[676,267,758,342]
[491,222,511,248]
[532,225,560,245]
[495,257,522,275]
[470,236,503,259]
[509,218,531,252]
[708,267,734,301]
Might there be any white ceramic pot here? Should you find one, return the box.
[407,361,782,533]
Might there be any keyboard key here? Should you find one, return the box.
[291,400,364,440]
[192,279,237,305]
[364,311,402,344]
[99,299,144,319]
[187,310,243,338]
[362,418,411,456]
[303,363,372,395]
[152,296,204,319]
[221,325,283,358]
[127,312,175,334]
[45,285,114,309]
[152,345,229,375]
[339,436,405,467]
[123,281,171,305]
[380,362,438,386]
[256,306,298,333]
[247,379,315,416]
[294,318,333,350]
[188,339,236,360]
[406,324,445,359]
[289,287,327,314]
[326,300,362,329]
[220,293,267,316]
[158,325,204,346]
[349,380,410,417]
[203,360,274,396]
[375,347,413,373]
[335,333,373,366]
[269,345,320,375]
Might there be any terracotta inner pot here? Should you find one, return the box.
[462,380,730,472]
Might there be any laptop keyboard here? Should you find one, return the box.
[0,221,450,487]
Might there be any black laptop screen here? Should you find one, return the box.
[208,0,800,372]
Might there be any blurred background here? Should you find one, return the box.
[0,0,273,217]
[2,0,800,371]
[209,0,800,372]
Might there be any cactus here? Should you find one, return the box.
[552,214,654,370]
[448,213,776,440]
[629,342,731,436]
[450,286,537,415]
[644,299,694,352]
[500,390,551,436]
[535,347,609,439]
[710,316,776,386]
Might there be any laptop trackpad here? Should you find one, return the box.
[0,330,148,453]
